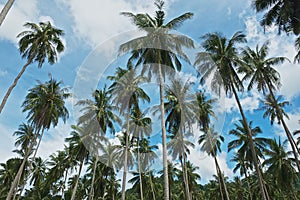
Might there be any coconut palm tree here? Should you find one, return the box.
[195,31,269,200]
[0,21,65,114]
[65,125,95,200]
[253,0,300,35]
[107,65,150,200]
[7,77,70,200]
[230,153,253,200]
[198,127,230,200]
[129,107,152,200]
[0,0,15,26]
[239,42,300,172]
[77,86,121,200]
[119,1,194,198]
[163,78,197,200]
[99,141,121,200]
[260,94,300,172]
[13,123,35,157]
[263,138,298,199]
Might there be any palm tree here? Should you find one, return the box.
[163,78,197,200]
[129,107,152,200]
[65,125,93,200]
[0,0,15,26]
[13,123,35,157]
[76,87,120,200]
[295,36,300,63]
[260,94,300,172]
[263,138,298,199]
[253,0,300,35]
[230,153,253,200]
[194,31,269,200]
[198,127,230,200]
[29,157,47,189]
[0,21,65,113]
[99,141,121,200]
[107,65,150,200]
[119,1,194,198]
[195,91,216,132]
[239,42,300,172]
[7,77,70,200]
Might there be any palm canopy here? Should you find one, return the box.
[129,107,152,139]
[198,127,224,157]
[164,78,198,134]
[228,120,270,167]
[119,0,194,80]
[263,138,297,189]
[22,76,70,130]
[17,21,64,67]
[260,94,290,125]
[77,87,121,135]
[107,65,150,115]
[239,41,288,94]
[13,123,35,154]
[194,31,246,96]
[253,0,300,35]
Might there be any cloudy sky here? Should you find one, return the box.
[0,0,300,183]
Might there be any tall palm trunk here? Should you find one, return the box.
[0,0,15,26]
[62,169,69,200]
[158,59,170,200]
[137,139,144,200]
[89,156,98,200]
[121,114,130,200]
[266,81,300,172]
[70,160,84,200]
[214,156,229,200]
[6,121,42,200]
[148,170,156,200]
[181,156,191,200]
[0,60,32,114]
[230,81,270,200]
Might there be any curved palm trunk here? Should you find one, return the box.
[266,82,300,172]
[0,0,15,26]
[137,140,144,200]
[89,156,98,200]
[70,160,84,200]
[214,156,229,200]
[158,61,170,200]
[0,60,32,114]
[230,81,270,200]
[14,129,45,200]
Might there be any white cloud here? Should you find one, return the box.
[0,122,15,163]
[0,70,7,77]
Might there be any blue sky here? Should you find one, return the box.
[0,0,300,183]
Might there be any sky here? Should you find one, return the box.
[0,0,300,184]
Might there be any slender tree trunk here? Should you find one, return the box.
[158,61,169,200]
[0,0,15,26]
[89,156,98,200]
[0,60,32,114]
[215,161,224,200]
[137,139,144,200]
[61,169,68,200]
[214,156,229,200]
[6,126,41,200]
[148,171,156,200]
[230,82,269,200]
[70,160,84,200]
[121,114,130,200]
[182,155,191,200]
[266,82,300,172]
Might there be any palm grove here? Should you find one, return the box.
[1,0,300,200]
